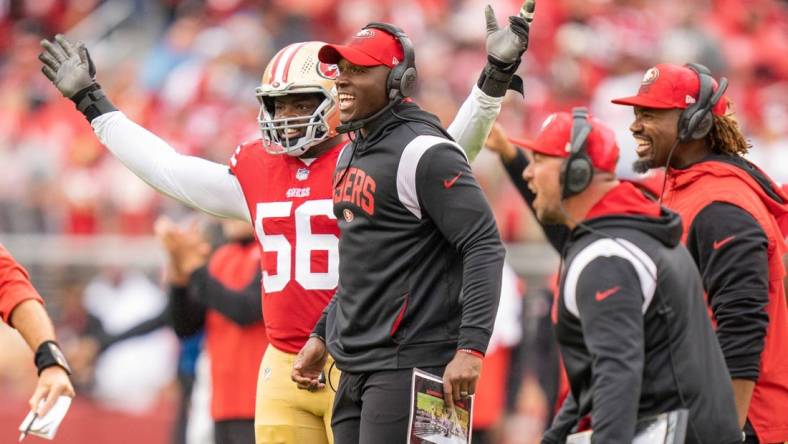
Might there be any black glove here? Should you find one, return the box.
[39,34,116,122]
[477,0,535,97]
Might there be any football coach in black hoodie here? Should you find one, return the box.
[289,3,534,443]
[518,109,741,444]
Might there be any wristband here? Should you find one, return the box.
[71,84,118,122]
[457,348,485,359]
[476,62,524,97]
[34,340,72,376]
[309,332,326,343]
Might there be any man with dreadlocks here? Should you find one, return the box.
[613,63,788,444]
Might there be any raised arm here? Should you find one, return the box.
[39,35,250,221]
[449,0,534,161]
[447,86,504,161]
[91,113,250,220]
[485,123,570,252]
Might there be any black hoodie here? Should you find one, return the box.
[313,101,505,372]
[542,183,740,444]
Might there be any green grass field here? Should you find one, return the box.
[416,392,470,425]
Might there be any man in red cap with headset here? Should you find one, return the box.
[290,4,534,442]
[612,63,788,444]
[513,109,740,444]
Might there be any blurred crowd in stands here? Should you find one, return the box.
[1,0,786,241]
[0,0,786,443]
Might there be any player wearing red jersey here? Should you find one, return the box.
[39,17,518,441]
[229,58,344,440]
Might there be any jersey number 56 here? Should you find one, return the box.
[255,200,338,292]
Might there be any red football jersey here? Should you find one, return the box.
[229,139,345,353]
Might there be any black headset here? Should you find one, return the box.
[561,107,594,199]
[677,63,729,143]
[363,22,417,100]
[335,22,418,134]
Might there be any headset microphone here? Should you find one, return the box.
[657,139,681,204]
[335,99,400,134]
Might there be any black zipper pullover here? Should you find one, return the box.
[543,183,740,444]
[313,101,505,372]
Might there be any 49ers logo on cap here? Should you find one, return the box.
[642,67,659,85]
[355,29,375,38]
[317,62,338,79]
[541,113,557,131]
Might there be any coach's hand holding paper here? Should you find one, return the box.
[18,396,72,441]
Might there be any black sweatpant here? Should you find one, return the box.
[743,420,758,443]
[331,366,445,444]
[214,419,255,444]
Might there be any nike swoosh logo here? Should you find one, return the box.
[713,235,736,250]
[443,172,462,189]
[595,286,621,302]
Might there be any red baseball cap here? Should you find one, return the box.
[318,27,404,68]
[611,63,728,116]
[509,112,619,173]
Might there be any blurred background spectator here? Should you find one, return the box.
[80,266,176,413]
[0,0,785,442]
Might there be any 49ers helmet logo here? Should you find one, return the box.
[317,62,338,80]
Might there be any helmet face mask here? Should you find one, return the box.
[256,87,335,155]
[256,42,340,157]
